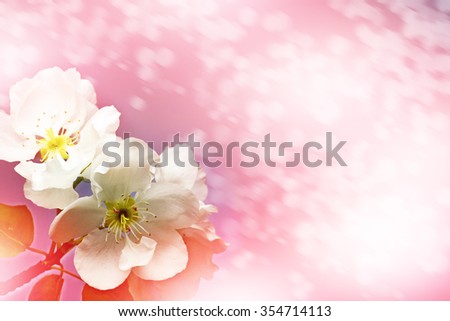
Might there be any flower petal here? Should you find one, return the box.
[156,145,199,190]
[37,106,120,190]
[75,230,129,290]
[142,182,199,229]
[0,111,37,162]
[191,168,208,201]
[15,106,121,192]
[75,105,121,166]
[91,137,155,202]
[119,236,157,271]
[87,106,120,141]
[10,67,96,137]
[78,77,97,105]
[24,180,79,209]
[15,157,82,191]
[134,228,188,281]
[49,196,105,243]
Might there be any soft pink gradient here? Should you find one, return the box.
[0,0,450,300]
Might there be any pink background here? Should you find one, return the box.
[1,0,450,300]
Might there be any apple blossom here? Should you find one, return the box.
[0,67,120,209]
[49,139,200,290]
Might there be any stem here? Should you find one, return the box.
[80,162,91,176]
[51,266,83,282]
[0,241,78,296]
[26,247,47,256]
[48,242,56,255]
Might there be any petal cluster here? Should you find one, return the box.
[2,67,224,293]
[50,140,221,290]
[0,67,120,209]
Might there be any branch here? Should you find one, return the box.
[0,241,78,296]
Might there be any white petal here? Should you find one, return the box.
[65,68,97,105]
[92,165,151,204]
[49,196,105,243]
[88,106,120,141]
[134,229,188,281]
[24,180,79,209]
[14,161,36,180]
[75,230,129,290]
[199,201,218,217]
[190,218,222,242]
[20,106,121,192]
[191,168,208,201]
[75,106,121,164]
[91,137,154,202]
[0,111,37,162]
[16,157,82,191]
[9,67,95,137]
[156,145,199,190]
[143,182,199,228]
[119,236,156,271]
[78,78,97,105]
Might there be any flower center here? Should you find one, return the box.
[103,194,151,242]
[36,128,79,162]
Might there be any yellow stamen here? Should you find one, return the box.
[36,128,79,162]
[104,195,147,242]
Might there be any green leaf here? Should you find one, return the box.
[0,204,34,257]
[82,281,133,301]
[29,274,64,301]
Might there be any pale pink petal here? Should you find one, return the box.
[24,180,79,209]
[49,196,105,243]
[20,107,120,192]
[156,145,199,190]
[16,157,82,191]
[77,79,97,105]
[75,106,121,163]
[9,67,94,137]
[91,137,154,202]
[141,182,199,228]
[75,230,129,290]
[119,236,157,271]
[14,160,38,180]
[0,111,37,162]
[191,167,208,201]
[134,228,188,281]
